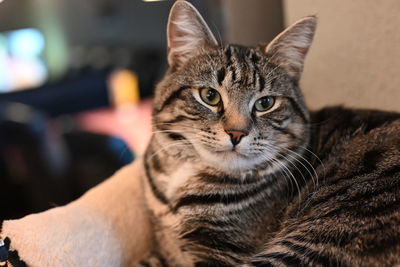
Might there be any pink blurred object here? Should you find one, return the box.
[77,99,153,155]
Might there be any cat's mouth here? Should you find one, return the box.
[214,149,248,158]
[194,144,275,172]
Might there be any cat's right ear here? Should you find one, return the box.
[167,0,218,69]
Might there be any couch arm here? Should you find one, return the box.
[1,159,152,267]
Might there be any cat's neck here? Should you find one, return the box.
[144,136,295,248]
[146,134,276,180]
[145,136,292,202]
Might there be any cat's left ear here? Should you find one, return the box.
[264,16,317,81]
[167,0,218,69]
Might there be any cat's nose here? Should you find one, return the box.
[225,129,248,146]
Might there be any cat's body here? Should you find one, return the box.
[249,107,400,266]
[137,1,400,266]
[142,44,308,266]
[143,133,292,265]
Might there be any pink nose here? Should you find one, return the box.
[225,130,248,146]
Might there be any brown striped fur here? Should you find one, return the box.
[136,1,400,266]
[248,108,400,267]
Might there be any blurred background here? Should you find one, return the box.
[0,0,399,220]
[0,0,285,220]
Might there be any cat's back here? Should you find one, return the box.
[252,107,400,266]
[309,106,400,187]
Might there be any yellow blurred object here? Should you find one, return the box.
[109,69,140,106]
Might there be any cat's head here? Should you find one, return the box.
[152,1,316,174]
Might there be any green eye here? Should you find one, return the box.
[199,88,221,106]
[254,96,275,112]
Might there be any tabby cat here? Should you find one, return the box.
[137,1,400,266]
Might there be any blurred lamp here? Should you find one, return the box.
[8,29,45,58]
[0,28,47,92]
[109,70,140,107]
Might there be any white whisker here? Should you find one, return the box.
[298,145,326,184]
[272,146,317,190]
[280,146,320,189]
[258,151,302,202]
[268,146,309,189]
[146,141,192,161]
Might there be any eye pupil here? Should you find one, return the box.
[259,97,271,108]
[206,90,216,101]
[255,96,275,112]
[200,88,221,106]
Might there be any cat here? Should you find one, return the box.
[137,1,400,266]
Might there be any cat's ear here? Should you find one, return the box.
[167,0,218,69]
[264,16,317,81]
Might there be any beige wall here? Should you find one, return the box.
[284,0,400,112]
[224,0,284,46]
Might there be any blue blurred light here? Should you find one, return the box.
[8,28,45,57]
[0,34,8,91]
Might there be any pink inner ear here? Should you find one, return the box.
[169,22,196,52]
[168,26,192,67]
[167,7,199,67]
[167,2,218,68]
[168,25,183,50]
[168,9,187,48]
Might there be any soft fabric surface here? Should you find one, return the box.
[1,159,152,267]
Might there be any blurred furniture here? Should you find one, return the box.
[0,103,69,219]
[0,71,110,117]
[0,102,133,220]
[1,159,151,266]
[76,99,153,155]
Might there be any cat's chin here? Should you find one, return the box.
[195,146,274,174]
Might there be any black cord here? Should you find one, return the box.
[0,237,27,267]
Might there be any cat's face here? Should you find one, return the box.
[152,1,316,174]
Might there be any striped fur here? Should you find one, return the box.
[137,1,400,267]
[247,108,400,267]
